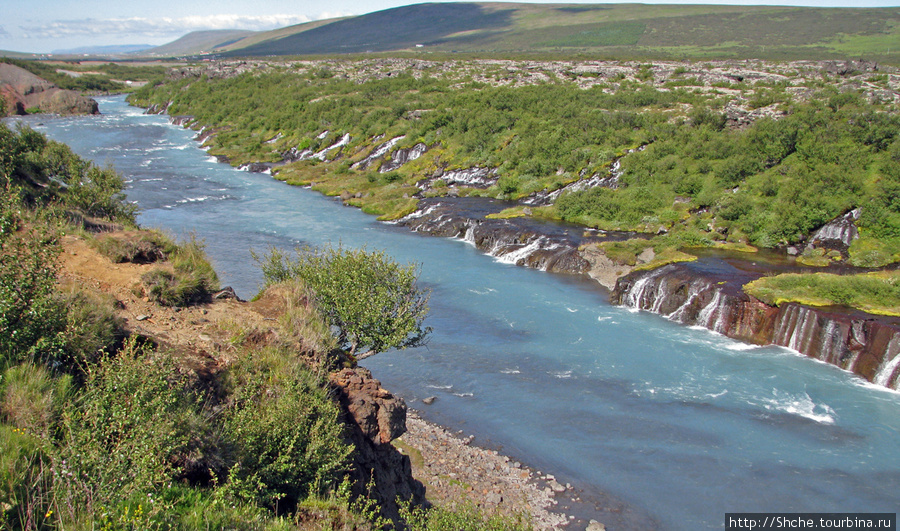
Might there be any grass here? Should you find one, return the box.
[208,3,900,63]
[141,235,219,307]
[91,229,175,264]
[744,270,900,316]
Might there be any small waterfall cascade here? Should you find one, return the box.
[314,133,351,161]
[874,334,900,389]
[696,290,727,333]
[462,221,477,246]
[352,135,405,170]
[773,305,818,353]
[622,267,668,310]
[380,142,429,173]
[807,208,861,248]
[614,265,900,390]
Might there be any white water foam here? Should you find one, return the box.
[760,390,836,424]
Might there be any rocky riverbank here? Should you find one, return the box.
[398,410,571,529]
[57,225,615,528]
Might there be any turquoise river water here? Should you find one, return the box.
[7,95,900,530]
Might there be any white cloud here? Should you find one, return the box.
[0,26,9,37]
[19,13,329,39]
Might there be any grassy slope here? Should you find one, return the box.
[144,30,259,56]
[216,3,900,62]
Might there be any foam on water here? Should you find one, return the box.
[759,391,837,425]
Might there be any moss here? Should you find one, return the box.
[486,206,528,219]
[744,270,900,316]
[633,249,698,271]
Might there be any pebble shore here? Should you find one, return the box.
[396,410,609,530]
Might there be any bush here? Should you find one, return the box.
[92,229,175,264]
[55,287,124,374]
[0,425,53,530]
[0,195,66,370]
[54,340,206,522]
[399,500,531,531]
[220,347,352,511]
[256,245,430,357]
[1,363,72,438]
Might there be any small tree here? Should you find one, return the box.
[256,244,431,357]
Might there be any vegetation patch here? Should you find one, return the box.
[139,235,219,307]
[744,270,900,316]
[255,244,431,357]
[92,229,175,263]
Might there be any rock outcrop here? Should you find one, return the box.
[613,263,900,390]
[330,367,425,522]
[0,63,99,115]
[396,198,590,274]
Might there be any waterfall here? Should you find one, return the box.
[649,277,670,314]
[622,268,667,310]
[352,135,405,170]
[696,290,723,329]
[314,133,351,161]
[666,281,705,323]
[623,276,650,309]
[494,237,548,266]
[462,222,476,246]
[818,320,842,366]
[874,334,900,388]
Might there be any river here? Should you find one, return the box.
[7,95,900,530]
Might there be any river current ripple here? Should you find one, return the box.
[7,95,900,530]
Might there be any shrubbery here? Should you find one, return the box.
[130,64,900,264]
[257,244,431,357]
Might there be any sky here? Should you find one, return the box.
[3,0,899,54]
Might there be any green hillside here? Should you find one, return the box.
[128,57,900,269]
[144,29,258,57]
[210,2,900,62]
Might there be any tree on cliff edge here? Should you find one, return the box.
[256,244,431,358]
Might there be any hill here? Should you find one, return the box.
[143,29,258,57]
[206,2,900,62]
[52,44,152,55]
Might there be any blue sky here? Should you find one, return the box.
[4,0,899,54]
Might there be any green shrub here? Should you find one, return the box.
[141,235,219,307]
[55,288,124,374]
[399,500,531,531]
[92,230,175,264]
[55,340,206,522]
[0,201,66,370]
[220,347,352,511]
[256,245,430,357]
[1,363,72,438]
[0,425,53,530]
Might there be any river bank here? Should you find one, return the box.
[55,228,607,529]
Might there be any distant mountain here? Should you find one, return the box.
[143,30,258,57]
[202,2,900,62]
[51,44,152,55]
